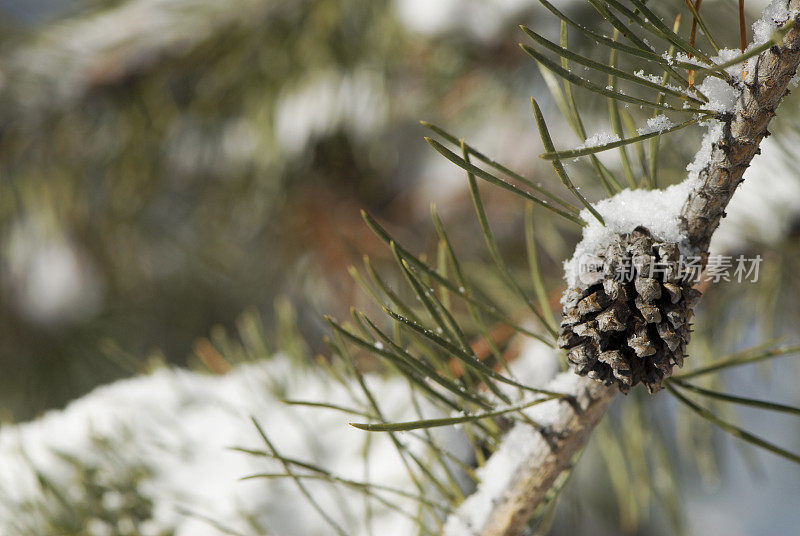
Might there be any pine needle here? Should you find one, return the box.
[531,98,604,225]
[350,396,558,432]
[540,119,699,160]
[424,137,586,225]
[669,379,800,416]
[666,384,800,466]
[520,44,709,114]
[420,121,578,213]
[674,342,800,379]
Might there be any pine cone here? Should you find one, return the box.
[558,226,701,394]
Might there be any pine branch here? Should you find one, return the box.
[443,373,615,536]
[682,8,800,252]
[443,5,800,535]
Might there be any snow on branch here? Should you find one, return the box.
[682,0,800,252]
[443,373,615,536]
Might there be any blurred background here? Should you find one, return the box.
[1,1,799,535]
[2,0,620,420]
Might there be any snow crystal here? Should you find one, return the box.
[749,1,800,87]
[636,114,674,136]
[563,181,696,288]
[633,69,664,85]
[671,52,705,67]
[752,0,793,46]
[697,73,739,113]
[634,70,684,95]
[577,131,621,150]
[716,47,748,77]
[688,2,798,102]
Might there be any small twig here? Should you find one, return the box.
[686,0,703,86]
[740,0,749,52]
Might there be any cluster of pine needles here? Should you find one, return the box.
[240,1,800,534]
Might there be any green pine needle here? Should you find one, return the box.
[419,121,578,213]
[360,210,550,342]
[531,98,605,225]
[539,118,699,160]
[350,396,558,432]
[424,137,586,226]
[520,25,703,105]
[460,141,559,337]
[669,379,800,416]
[674,342,800,380]
[520,44,710,115]
[666,384,800,466]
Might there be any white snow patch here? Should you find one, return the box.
[636,114,674,136]
[509,338,561,389]
[671,52,705,67]
[686,120,725,183]
[633,71,684,96]
[393,0,584,41]
[577,131,621,149]
[274,68,388,156]
[633,70,665,85]
[563,181,695,288]
[697,74,739,113]
[6,0,273,111]
[750,1,800,85]
[752,0,793,46]
[0,357,420,536]
[493,337,562,403]
[2,214,103,325]
[443,420,537,535]
[394,0,462,35]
